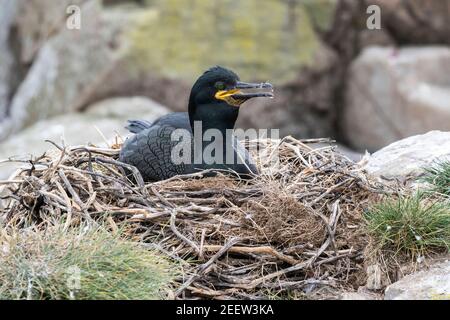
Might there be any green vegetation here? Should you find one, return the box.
[128,0,336,83]
[364,193,450,257]
[0,223,177,300]
[422,160,450,197]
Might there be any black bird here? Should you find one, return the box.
[119,66,274,182]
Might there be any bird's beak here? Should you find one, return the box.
[215,81,274,106]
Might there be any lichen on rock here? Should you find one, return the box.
[127,0,334,83]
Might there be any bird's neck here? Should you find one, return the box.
[188,102,239,165]
[188,103,239,135]
[191,119,236,135]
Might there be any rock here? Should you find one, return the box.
[302,0,338,33]
[340,292,371,300]
[1,0,89,119]
[103,0,145,6]
[86,96,168,120]
[340,286,382,300]
[0,97,169,179]
[384,260,450,300]
[0,0,131,142]
[14,0,88,64]
[357,29,395,49]
[343,46,450,152]
[371,0,450,45]
[363,131,450,180]
[340,290,380,300]
[126,0,335,84]
[366,264,388,290]
[0,0,19,119]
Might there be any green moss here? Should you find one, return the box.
[127,0,333,83]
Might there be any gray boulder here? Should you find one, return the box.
[370,0,450,45]
[340,288,381,300]
[0,0,89,120]
[384,260,450,300]
[0,0,130,142]
[343,46,450,152]
[14,0,88,64]
[86,96,169,122]
[0,0,18,119]
[362,130,450,181]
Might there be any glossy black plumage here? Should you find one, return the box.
[119,66,272,182]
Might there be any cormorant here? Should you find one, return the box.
[119,66,274,182]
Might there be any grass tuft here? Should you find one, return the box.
[364,193,450,257]
[422,160,450,196]
[0,223,178,300]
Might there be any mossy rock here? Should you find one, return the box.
[127,0,336,83]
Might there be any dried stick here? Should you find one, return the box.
[174,237,241,297]
[170,210,200,255]
[202,245,299,265]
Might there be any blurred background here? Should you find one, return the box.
[0,0,449,178]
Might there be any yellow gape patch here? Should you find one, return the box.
[215,89,243,107]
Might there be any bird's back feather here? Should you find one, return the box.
[125,120,154,134]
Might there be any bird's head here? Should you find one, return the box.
[188,66,274,130]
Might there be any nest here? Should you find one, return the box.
[0,137,384,299]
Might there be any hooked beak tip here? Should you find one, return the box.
[236,81,273,90]
[233,81,274,100]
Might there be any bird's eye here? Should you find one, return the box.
[215,82,225,91]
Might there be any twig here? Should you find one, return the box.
[170,210,200,255]
[202,245,299,265]
[174,237,241,297]
[58,169,94,223]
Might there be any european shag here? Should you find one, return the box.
[119,66,274,182]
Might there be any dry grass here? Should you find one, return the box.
[0,137,387,299]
